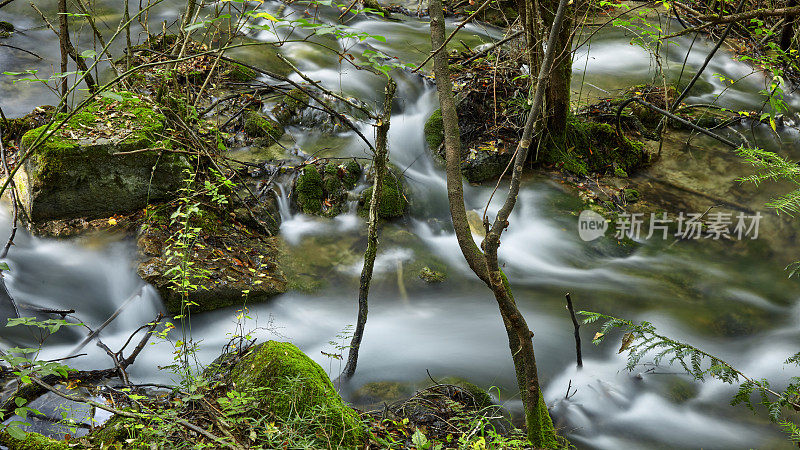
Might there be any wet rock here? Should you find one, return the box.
[294,160,362,217]
[357,166,408,219]
[15,93,189,223]
[0,21,12,38]
[243,110,284,142]
[137,207,286,314]
[229,341,369,448]
[272,88,310,126]
[419,266,446,282]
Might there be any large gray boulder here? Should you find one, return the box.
[14,93,189,223]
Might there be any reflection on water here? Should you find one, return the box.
[1,1,799,448]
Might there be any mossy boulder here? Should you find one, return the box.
[0,21,13,38]
[541,117,650,176]
[293,160,362,217]
[243,110,283,142]
[272,88,311,126]
[15,93,189,223]
[0,431,68,450]
[424,109,512,183]
[231,341,369,448]
[357,168,407,219]
[137,207,287,314]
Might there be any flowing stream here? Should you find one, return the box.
[1,1,799,448]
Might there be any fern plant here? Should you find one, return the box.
[580,311,800,443]
[736,146,800,215]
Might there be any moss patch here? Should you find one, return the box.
[18,92,189,222]
[357,168,408,219]
[0,431,68,450]
[231,341,369,448]
[243,110,284,142]
[294,161,362,217]
[424,108,444,151]
[541,116,650,176]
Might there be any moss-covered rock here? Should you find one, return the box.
[541,117,650,177]
[138,213,287,314]
[15,92,189,223]
[272,88,311,126]
[357,168,407,219]
[419,266,446,283]
[224,62,258,82]
[0,430,68,450]
[424,108,444,151]
[293,161,362,217]
[231,341,369,449]
[0,21,13,38]
[243,110,284,142]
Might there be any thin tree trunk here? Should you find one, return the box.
[542,0,573,134]
[340,79,396,380]
[780,0,797,51]
[33,2,97,95]
[58,0,69,111]
[429,0,490,283]
[429,0,570,444]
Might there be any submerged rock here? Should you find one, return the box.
[230,341,370,448]
[0,21,12,38]
[15,93,189,223]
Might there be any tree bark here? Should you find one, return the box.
[781,0,798,51]
[542,0,573,134]
[58,0,69,111]
[340,79,396,380]
[429,0,570,445]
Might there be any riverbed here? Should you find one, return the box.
[1,0,798,448]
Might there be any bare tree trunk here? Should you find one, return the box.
[429,0,570,445]
[781,0,798,51]
[542,0,573,134]
[58,0,69,111]
[340,79,396,380]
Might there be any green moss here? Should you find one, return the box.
[226,63,258,82]
[21,92,166,186]
[0,431,68,450]
[419,266,446,282]
[243,110,284,142]
[231,341,369,448]
[424,108,444,150]
[343,160,362,188]
[295,165,325,214]
[614,167,628,177]
[542,116,649,176]
[358,171,408,219]
[623,188,640,203]
[273,88,311,125]
[88,415,136,445]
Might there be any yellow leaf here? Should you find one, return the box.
[618,332,635,353]
[593,332,604,340]
[108,217,117,225]
[254,12,278,21]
